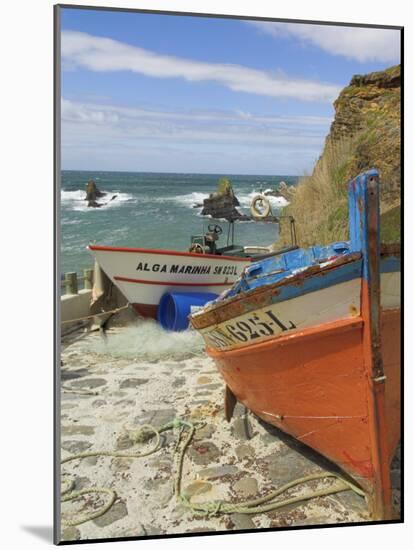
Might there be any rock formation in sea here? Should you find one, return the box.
[200,177,250,221]
[270,181,296,201]
[278,64,401,246]
[85,180,107,208]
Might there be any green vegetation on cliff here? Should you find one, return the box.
[279,65,401,246]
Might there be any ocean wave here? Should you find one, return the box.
[171,189,288,212]
[170,191,208,207]
[61,188,135,211]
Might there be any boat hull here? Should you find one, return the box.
[89,245,250,318]
[208,307,400,500]
[194,265,400,518]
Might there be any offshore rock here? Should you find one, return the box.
[275,181,296,201]
[200,177,249,221]
[85,179,106,208]
[85,179,106,201]
[262,181,295,202]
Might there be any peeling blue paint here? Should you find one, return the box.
[348,169,380,281]
[268,259,363,305]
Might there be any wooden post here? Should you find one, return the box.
[348,169,392,520]
[64,272,78,295]
[83,268,94,290]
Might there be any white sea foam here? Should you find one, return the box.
[61,186,289,214]
[61,189,85,201]
[61,189,135,211]
[171,189,288,213]
[171,191,208,207]
[91,319,205,360]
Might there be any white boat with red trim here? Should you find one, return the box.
[89,223,296,318]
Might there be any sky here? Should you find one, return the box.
[60,8,401,175]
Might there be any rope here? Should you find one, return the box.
[61,486,117,527]
[170,419,364,517]
[61,304,130,326]
[60,424,164,526]
[61,384,99,396]
[178,474,363,517]
[60,417,365,527]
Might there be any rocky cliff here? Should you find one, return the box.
[326,64,400,203]
[279,65,401,246]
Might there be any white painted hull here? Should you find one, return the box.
[89,245,250,317]
[196,271,400,352]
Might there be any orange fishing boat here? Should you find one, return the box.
[190,170,401,520]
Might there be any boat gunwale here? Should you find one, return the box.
[190,252,363,329]
[88,244,252,263]
[380,242,401,257]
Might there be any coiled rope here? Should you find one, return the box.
[61,418,365,526]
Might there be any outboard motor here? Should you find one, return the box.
[204,224,222,254]
[188,224,223,255]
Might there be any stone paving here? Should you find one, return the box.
[59,322,400,542]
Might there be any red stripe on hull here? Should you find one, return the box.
[114,275,231,287]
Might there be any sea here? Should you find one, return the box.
[60,171,298,277]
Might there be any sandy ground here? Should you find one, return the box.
[59,321,401,542]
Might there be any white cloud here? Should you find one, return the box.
[61,98,331,172]
[61,31,340,103]
[62,98,331,127]
[61,98,331,144]
[249,22,400,63]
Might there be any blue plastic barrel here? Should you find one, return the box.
[157,292,218,331]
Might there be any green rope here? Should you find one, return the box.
[60,423,164,526]
[61,384,99,396]
[61,417,365,526]
[61,486,117,526]
[170,419,365,517]
[178,474,363,517]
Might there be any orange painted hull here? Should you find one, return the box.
[207,305,400,519]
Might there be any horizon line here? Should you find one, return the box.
[61,168,301,177]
